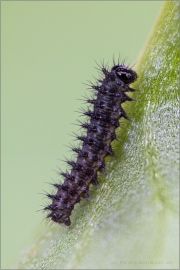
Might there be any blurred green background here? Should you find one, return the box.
[2,1,164,269]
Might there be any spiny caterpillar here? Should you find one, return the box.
[43,61,138,226]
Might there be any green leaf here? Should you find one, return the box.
[15,1,179,269]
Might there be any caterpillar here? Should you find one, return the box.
[43,61,138,226]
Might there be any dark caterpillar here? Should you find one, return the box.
[44,62,138,226]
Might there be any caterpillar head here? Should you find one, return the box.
[112,65,138,84]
